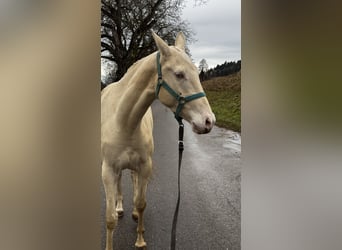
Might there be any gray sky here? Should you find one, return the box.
[182,0,241,69]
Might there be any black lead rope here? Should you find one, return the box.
[170,120,184,250]
[154,52,205,249]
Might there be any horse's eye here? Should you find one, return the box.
[175,72,185,79]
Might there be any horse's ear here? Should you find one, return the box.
[175,31,186,51]
[152,31,170,57]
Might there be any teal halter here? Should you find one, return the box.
[155,52,206,124]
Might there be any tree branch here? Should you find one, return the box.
[101,41,115,55]
[101,55,115,61]
[101,22,114,29]
[101,34,113,40]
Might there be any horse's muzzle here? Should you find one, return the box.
[192,113,216,134]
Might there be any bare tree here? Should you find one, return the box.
[198,58,208,81]
[101,0,195,82]
[199,58,208,72]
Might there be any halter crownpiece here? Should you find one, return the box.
[155,52,206,124]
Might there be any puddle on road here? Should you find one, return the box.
[210,127,241,153]
[223,130,241,153]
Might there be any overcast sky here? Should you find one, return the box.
[182,0,241,69]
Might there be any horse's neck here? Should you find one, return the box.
[115,54,156,131]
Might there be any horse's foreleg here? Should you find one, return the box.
[134,161,152,248]
[134,175,148,248]
[102,162,119,250]
[116,171,124,217]
[131,170,139,221]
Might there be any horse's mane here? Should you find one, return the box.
[119,53,155,85]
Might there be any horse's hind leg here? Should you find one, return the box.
[116,171,124,217]
[133,160,152,248]
[102,161,119,250]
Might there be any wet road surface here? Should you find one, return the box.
[101,101,241,250]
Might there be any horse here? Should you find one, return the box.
[101,31,216,249]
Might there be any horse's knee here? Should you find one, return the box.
[106,207,118,229]
[106,213,117,230]
[135,199,146,212]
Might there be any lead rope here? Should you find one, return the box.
[170,120,184,250]
[154,51,205,249]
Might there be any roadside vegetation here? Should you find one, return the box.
[202,71,241,132]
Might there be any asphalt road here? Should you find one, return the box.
[101,101,241,250]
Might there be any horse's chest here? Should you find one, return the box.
[117,147,146,170]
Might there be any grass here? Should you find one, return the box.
[202,72,241,132]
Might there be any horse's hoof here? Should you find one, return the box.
[132,213,138,222]
[117,210,124,218]
[135,246,146,250]
[135,241,146,249]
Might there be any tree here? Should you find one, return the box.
[206,60,241,80]
[101,0,195,82]
[198,58,208,81]
[198,58,208,72]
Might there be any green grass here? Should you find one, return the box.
[202,73,241,132]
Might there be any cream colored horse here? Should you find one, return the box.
[101,31,215,249]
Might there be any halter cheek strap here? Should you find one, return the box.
[155,52,206,124]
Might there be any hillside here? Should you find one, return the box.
[202,72,241,132]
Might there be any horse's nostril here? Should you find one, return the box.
[205,117,212,128]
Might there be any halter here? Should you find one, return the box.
[155,52,206,124]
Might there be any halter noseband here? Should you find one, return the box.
[155,52,206,124]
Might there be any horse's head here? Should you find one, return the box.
[152,31,216,134]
